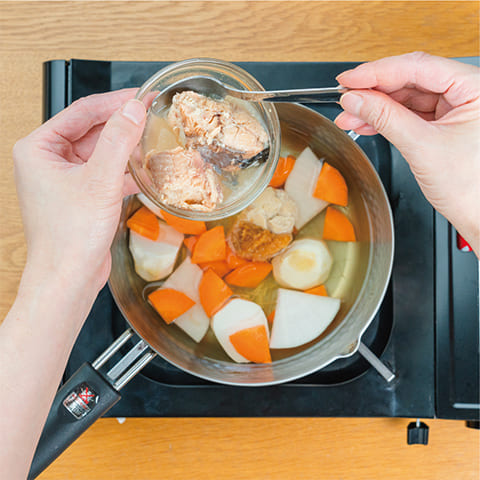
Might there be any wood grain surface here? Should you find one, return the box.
[0,2,479,479]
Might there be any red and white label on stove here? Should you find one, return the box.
[63,383,98,419]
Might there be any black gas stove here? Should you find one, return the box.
[44,59,480,434]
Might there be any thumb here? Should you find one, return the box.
[340,90,434,153]
[88,99,146,184]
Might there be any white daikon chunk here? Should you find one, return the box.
[270,289,340,349]
[129,221,183,281]
[162,257,209,342]
[284,147,328,229]
[212,298,269,363]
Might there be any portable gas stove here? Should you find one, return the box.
[44,58,480,442]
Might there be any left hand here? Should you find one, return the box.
[13,89,146,294]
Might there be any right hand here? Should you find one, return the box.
[335,52,480,256]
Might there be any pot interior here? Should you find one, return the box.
[109,103,394,386]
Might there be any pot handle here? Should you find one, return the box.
[28,329,156,479]
[347,130,360,142]
[357,342,395,383]
[27,363,121,479]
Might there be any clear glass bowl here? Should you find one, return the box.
[130,58,281,221]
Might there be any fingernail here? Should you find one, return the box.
[340,92,364,116]
[121,99,146,126]
[335,69,353,82]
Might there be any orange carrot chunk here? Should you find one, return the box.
[224,262,273,288]
[126,206,160,241]
[199,269,233,317]
[229,325,272,363]
[304,285,328,296]
[322,206,356,242]
[199,261,232,278]
[148,288,195,324]
[267,309,275,326]
[226,244,249,270]
[192,226,227,264]
[313,162,348,206]
[184,235,199,253]
[269,155,296,188]
[161,209,207,235]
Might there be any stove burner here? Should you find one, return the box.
[55,58,479,421]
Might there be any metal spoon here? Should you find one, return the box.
[152,76,349,107]
[149,76,347,170]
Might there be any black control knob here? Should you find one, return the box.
[407,419,429,445]
[465,420,480,430]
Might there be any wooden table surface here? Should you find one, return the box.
[1,1,479,479]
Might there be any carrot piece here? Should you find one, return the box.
[148,288,195,324]
[224,262,273,288]
[199,260,232,278]
[267,309,275,325]
[322,206,356,242]
[269,155,296,188]
[161,209,207,235]
[313,162,348,206]
[304,285,328,296]
[226,244,249,269]
[199,269,233,317]
[184,235,199,253]
[229,325,272,363]
[192,226,227,264]
[126,206,160,241]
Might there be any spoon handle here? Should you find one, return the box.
[237,86,349,103]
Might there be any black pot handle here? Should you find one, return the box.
[28,362,121,479]
[28,329,156,479]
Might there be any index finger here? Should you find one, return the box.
[39,88,139,142]
[336,52,480,107]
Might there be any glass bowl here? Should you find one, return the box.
[130,58,281,221]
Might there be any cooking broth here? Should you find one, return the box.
[136,118,371,363]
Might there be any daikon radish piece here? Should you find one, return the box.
[272,239,333,290]
[137,193,164,219]
[212,298,269,363]
[129,221,183,281]
[284,147,328,229]
[270,289,340,349]
[162,256,209,342]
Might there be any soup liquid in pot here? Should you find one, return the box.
[164,120,372,362]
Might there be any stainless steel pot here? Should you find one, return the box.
[29,103,394,479]
[110,102,394,384]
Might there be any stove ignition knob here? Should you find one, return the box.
[407,419,429,445]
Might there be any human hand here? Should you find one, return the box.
[335,52,480,256]
[13,90,146,294]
